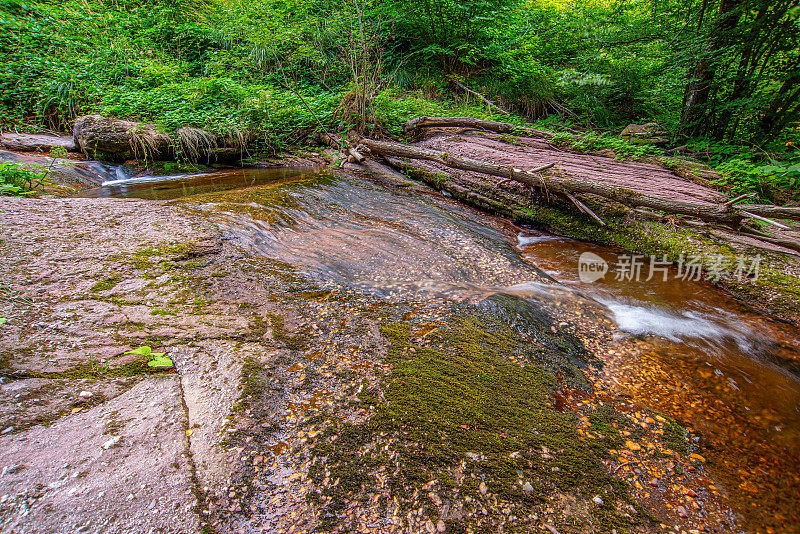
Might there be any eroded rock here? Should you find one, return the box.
[0,133,75,153]
[73,115,172,162]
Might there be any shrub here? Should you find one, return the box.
[0,162,46,196]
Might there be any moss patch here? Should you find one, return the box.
[309,307,646,532]
[91,277,121,292]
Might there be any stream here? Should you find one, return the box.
[84,167,800,531]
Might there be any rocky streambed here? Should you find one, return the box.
[1,168,799,533]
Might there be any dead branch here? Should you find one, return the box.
[448,79,510,115]
[739,210,791,230]
[734,204,800,222]
[403,116,553,139]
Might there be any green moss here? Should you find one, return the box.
[91,277,121,292]
[310,309,644,531]
[662,419,689,455]
[151,308,177,316]
[498,134,526,147]
[235,357,268,412]
[265,313,307,351]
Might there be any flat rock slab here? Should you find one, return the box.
[0,376,198,534]
[0,377,139,435]
[0,134,75,153]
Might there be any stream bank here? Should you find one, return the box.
[2,166,799,533]
[3,123,800,533]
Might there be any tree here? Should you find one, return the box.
[678,0,800,141]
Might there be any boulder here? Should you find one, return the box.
[0,133,75,152]
[620,122,668,146]
[73,115,172,162]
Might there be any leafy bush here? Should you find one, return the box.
[715,157,800,202]
[552,131,659,160]
[372,89,522,136]
[0,162,45,196]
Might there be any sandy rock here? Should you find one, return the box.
[0,378,138,434]
[0,133,75,153]
[0,377,198,534]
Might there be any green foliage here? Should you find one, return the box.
[0,162,45,196]
[0,0,798,154]
[125,345,174,369]
[552,131,659,160]
[714,156,800,202]
[372,89,518,136]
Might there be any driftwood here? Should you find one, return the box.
[403,116,553,139]
[360,138,743,225]
[739,210,791,230]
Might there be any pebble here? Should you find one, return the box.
[79,391,93,398]
[523,482,534,494]
[677,505,688,518]
[102,436,121,450]
[478,481,487,495]
[593,495,604,505]
[437,519,446,532]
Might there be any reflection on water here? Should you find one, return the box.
[75,166,321,200]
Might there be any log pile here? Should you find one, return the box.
[336,116,800,253]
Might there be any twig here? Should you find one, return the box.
[724,192,757,207]
[612,459,642,474]
[448,78,510,115]
[526,162,557,174]
[543,524,562,534]
[739,210,791,230]
[566,193,606,226]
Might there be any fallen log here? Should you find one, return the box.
[360,138,742,225]
[403,117,553,139]
[733,204,800,222]
[383,157,518,216]
[347,157,418,188]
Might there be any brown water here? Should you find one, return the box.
[512,230,800,532]
[97,169,800,531]
[75,166,321,200]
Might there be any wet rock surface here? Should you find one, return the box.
[0,173,791,533]
[0,133,75,153]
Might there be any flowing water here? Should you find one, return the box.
[76,166,321,200]
[92,168,800,531]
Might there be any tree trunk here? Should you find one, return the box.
[679,0,744,137]
[360,138,743,224]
